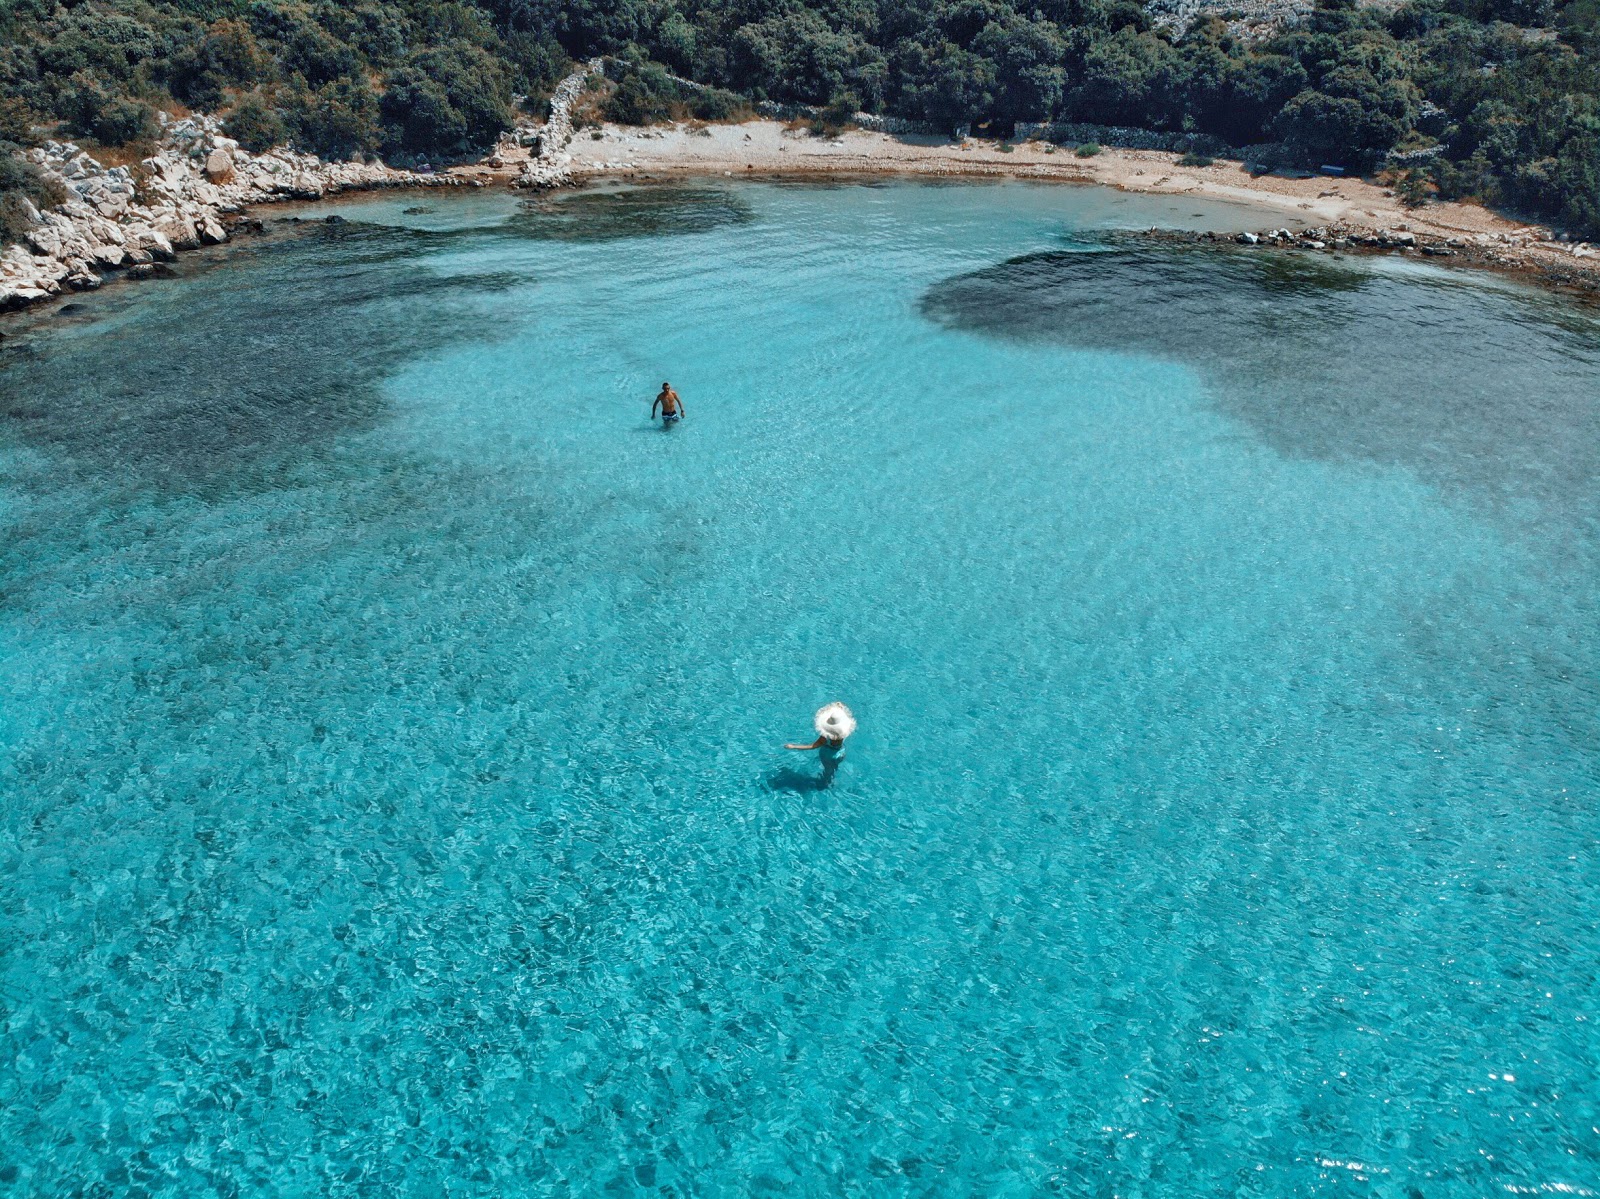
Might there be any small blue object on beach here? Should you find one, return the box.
[1320,164,1346,176]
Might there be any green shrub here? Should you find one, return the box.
[503,34,567,97]
[170,19,269,110]
[58,72,157,146]
[0,98,40,146]
[0,193,35,247]
[1393,169,1433,207]
[604,73,673,124]
[1074,142,1101,157]
[690,87,746,121]
[91,96,157,145]
[1178,150,1214,166]
[602,59,678,125]
[1275,72,1417,172]
[600,56,747,127]
[284,78,380,158]
[224,93,288,152]
[0,154,66,246]
[814,90,858,133]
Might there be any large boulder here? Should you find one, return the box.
[155,215,201,251]
[89,243,127,268]
[24,224,63,257]
[92,191,130,218]
[126,225,175,260]
[1,284,54,310]
[204,148,234,182]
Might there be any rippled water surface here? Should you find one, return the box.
[2,181,1598,1197]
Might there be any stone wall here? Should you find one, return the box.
[514,59,605,190]
[1014,121,1236,155]
[753,102,943,137]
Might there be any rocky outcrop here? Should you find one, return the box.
[1137,221,1600,293]
[514,58,605,190]
[1144,0,1402,39]
[1,114,466,312]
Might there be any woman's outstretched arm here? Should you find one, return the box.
[784,737,824,750]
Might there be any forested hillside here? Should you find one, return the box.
[2,0,1597,242]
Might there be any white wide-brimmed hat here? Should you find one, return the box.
[814,702,857,740]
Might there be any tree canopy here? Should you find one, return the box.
[0,0,1597,236]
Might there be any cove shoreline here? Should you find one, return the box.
[540,119,1600,299]
[5,77,1600,321]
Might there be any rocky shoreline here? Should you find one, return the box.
[0,60,614,315]
[1135,221,1600,296]
[0,116,475,312]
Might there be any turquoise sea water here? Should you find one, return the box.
[2,180,1598,1196]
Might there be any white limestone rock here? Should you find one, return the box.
[204,148,234,181]
[156,215,201,251]
[127,226,175,260]
[2,283,54,309]
[24,224,64,257]
[90,243,127,268]
[2,100,476,312]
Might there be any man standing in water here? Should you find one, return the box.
[652,382,684,427]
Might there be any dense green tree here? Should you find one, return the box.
[728,11,884,104]
[169,19,270,110]
[1276,64,1418,164]
[286,78,382,158]
[603,56,679,122]
[1176,27,1308,143]
[380,41,513,156]
[974,14,1068,122]
[897,40,997,130]
[0,0,1597,239]
[655,11,698,73]
[59,71,158,145]
[603,50,750,121]
[0,97,40,146]
[1068,28,1181,125]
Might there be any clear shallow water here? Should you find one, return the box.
[2,180,1598,1197]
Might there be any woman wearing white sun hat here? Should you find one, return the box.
[785,702,856,786]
